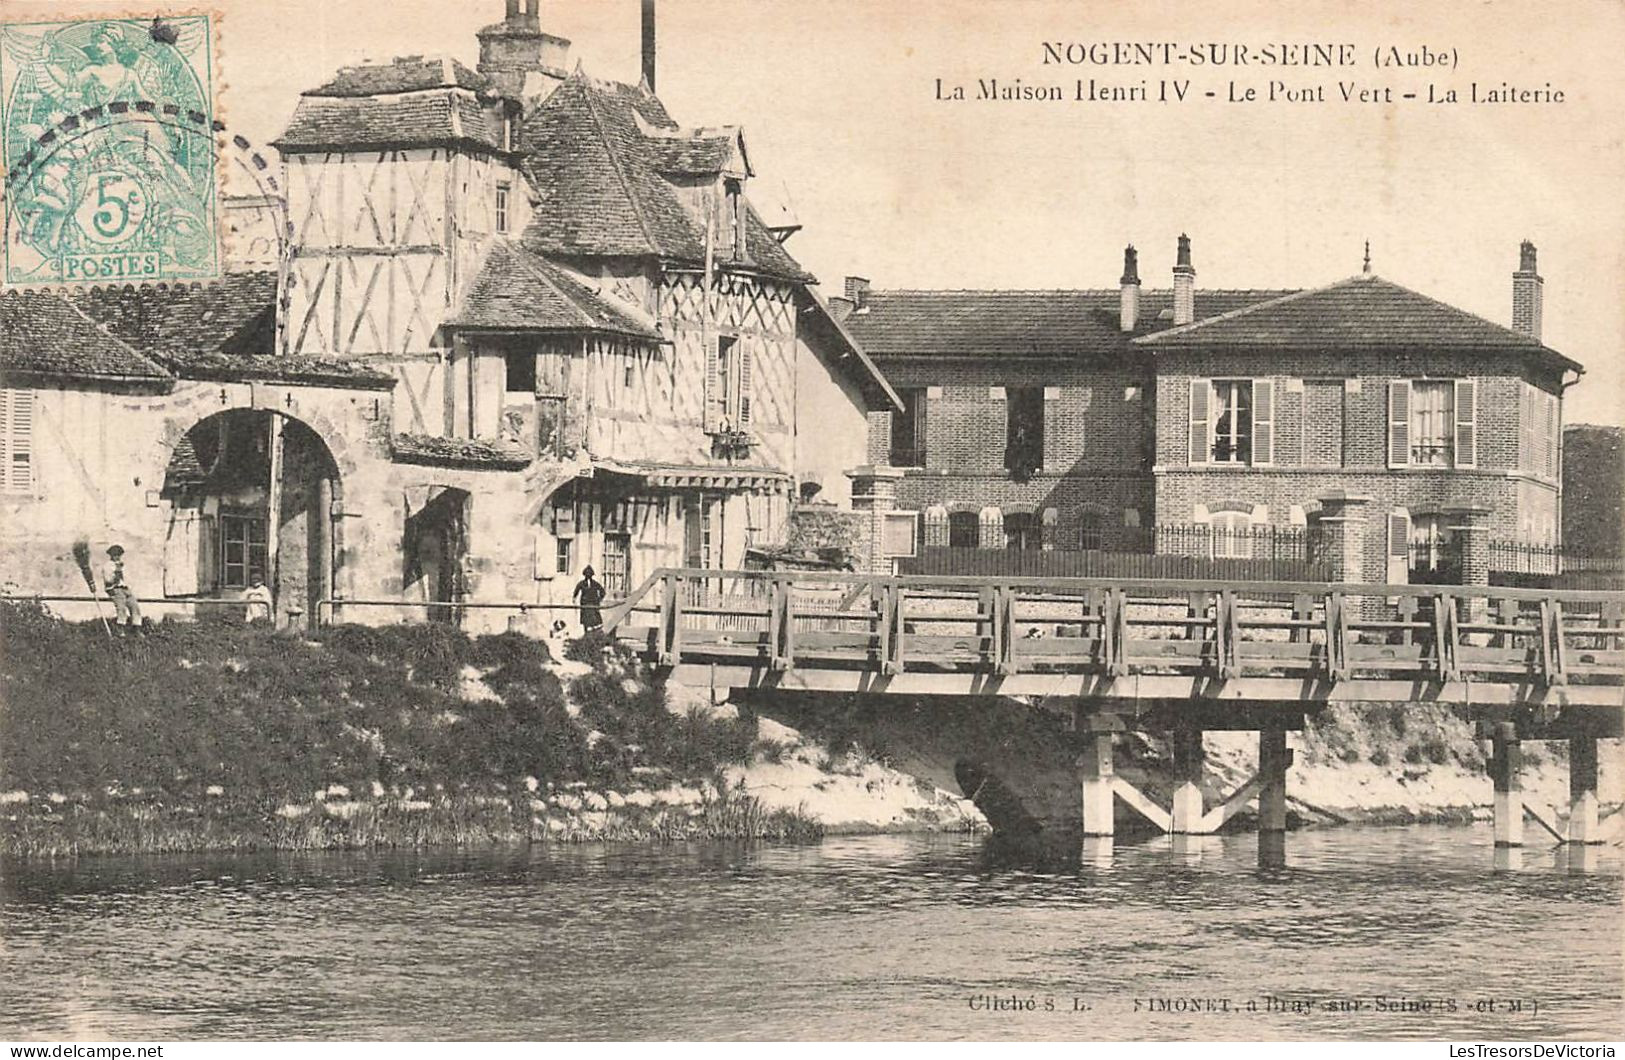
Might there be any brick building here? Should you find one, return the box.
[843,237,1582,586]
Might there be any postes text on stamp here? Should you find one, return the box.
[1,14,219,287]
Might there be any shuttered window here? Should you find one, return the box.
[1453,380,1477,468]
[1188,379,1209,465]
[1251,379,1274,466]
[1386,508,1411,584]
[1387,381,1411,468]
[736,343,753,426]
[0,389,35,493]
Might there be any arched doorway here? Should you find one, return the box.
[160,409,340,625]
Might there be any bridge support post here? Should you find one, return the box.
[1258,727,1291,835]
[1078,731,1115,838]
[1568,735,1602,846]
[1170,727,1206,835]
[1490,721,1523,848]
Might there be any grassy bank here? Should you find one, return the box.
[0,601,821,856]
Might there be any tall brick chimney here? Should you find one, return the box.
[1119,245,1141,332]
[1172,234,1195,326]
[477,0,571,97]
[641,0,657,91]
[1512,240,1543,341]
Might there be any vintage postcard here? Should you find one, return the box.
[0,0,1620,1048]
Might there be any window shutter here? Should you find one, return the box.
[1188,379,1210,465]
[7,389,33,491]
[0,391,9,491]
[1387,380,1411,468]
[533,524,554,579]
[704,339,723,431]
[1547,391,1560,477]
[1251,378,1274,465]
[1386,508,1411,585]
[1453,379,1477,468]
[737,343,754,426]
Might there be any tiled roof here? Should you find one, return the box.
[0,289,171,381]
[73,274,395,389]
[278,91,507,152]
[519,72,813,283]
[305,56,491,98]
[844,288,1292,359]
[1136,275,1577,366]
[76,273,277,356]
[446,241,662,339]
[645,132,736,175]
[392,433,532,470]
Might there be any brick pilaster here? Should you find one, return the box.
[845,465,904,575]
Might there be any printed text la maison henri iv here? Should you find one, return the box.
[932,42,1564,106]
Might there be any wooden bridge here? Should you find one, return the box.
[609,570,1623,848]
[607,569,1625,708]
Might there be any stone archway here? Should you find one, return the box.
[159,408,341,625]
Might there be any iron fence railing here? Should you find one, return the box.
[1489,539,1625,576]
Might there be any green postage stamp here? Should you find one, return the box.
[0,13,220,286]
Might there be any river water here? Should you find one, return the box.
[1,825,1620,1041]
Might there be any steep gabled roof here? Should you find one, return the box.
[0,289,171,382]
[277,91,508,153]
[445,240,663,339]
[305,56,491,98]
[845,289,1292,359]
[519,71,813,283]
[1134,274,1581,371]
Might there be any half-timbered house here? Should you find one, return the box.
[272,0,897,612]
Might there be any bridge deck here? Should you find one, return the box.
[609,569,1625,708]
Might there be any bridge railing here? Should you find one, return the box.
[607,569,1625,690]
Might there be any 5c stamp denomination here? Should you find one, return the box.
[1,13,219,286]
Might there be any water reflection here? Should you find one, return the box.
[2,825,1620,1041]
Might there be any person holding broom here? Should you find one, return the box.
[102,544,143,633]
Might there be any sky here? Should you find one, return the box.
[14,0,1623,426]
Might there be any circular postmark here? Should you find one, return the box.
[0,14,271,286]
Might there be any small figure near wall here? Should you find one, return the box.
[573,565,605,631]
[103,544,142,634]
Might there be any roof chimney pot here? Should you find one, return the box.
[1172,234,1196,326]
[1119,245,1140,332]
[1512,240,1543,341]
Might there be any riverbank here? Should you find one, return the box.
[0,601,977,857]
[3,600,1617,856]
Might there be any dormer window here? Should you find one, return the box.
[495,182,511,234]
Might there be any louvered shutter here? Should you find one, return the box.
[1386,509,1411,585]
[1188,380,1210,465]
[1251,378,1274,466]
[6,390,33,491]
[1387,381,1411,468]
[704,338,724,432]
[0,391,9,492]
[1453,379,1477,468]
[737,343,754,427]
[1540,391,1553,477]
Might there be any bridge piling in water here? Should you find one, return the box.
[1568,734,1601,845]
[1258,727,1291,835]
[1490,721,1524,847]
[1077,729,1116,838]
[1169,727,1206,834]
